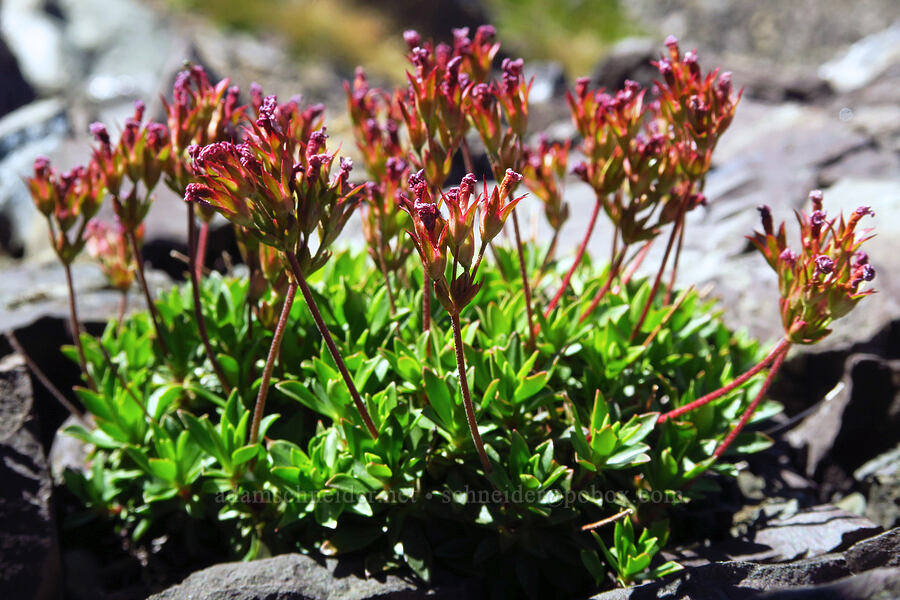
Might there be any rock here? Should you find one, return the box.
[854,445,900,529]
[0,35,36,118]
[593,525,900,599]
[524,61,566,104]
[816,148,900,188]
[0,0,81,92]
[819,20,900,93]
[147,552,469,600]
[0,99,69,258]
[844,527,900,572]
[591,555,850,600]
[785,354,900,497]
[755,567,900,599]
[0,353,61,600]
[592,37,658,91]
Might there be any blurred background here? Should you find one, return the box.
[0,0,898,348]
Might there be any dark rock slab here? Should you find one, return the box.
[146,553,470,600]
[785,354,900,496]
[0,353,61,600]
[844,527,900,572]
[591,554,850,600]
[755,567,900,599]
[854,446,900,529]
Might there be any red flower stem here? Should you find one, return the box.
[196,219,209,281]
[618,239,654,290]
[127,227,170,357]
[450,311,492,473]
[63,261,96,391]
[714,346,788,458]
[578,245,627,324]
[461,138,476,175]
[188,203,231,394]
[658,337,791,424]
[544,194,601,318]
[629,215,684,341]
[664,217,686,305]
[511,211,537,350]
[287,252,378,439]
[249,281,296,445]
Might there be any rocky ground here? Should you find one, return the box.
[0,0,898,598]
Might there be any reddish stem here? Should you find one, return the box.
[127,226,170,357]
[664,218,686,305]
[188,203,231,393]
[63,262,96,391]
[423,274,432,335]
[578,246,627,324]
[545,195,601,318]
[196,219,209,280]
[511,211,537,350]
[658,338,791,424]
[286,253,378,439]
[618,239,654,291]
[450,311,492,473]
[714,347,788,458]
[629,216,684,342]
[249,281,296,445]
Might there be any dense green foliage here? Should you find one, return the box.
[62,244,775,597]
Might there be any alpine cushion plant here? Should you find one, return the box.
[27,26,882,597]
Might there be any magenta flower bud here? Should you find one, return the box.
[575,77,591,99]
[414,200,439,231]
[385,157,407,182]
[855,251,869,266]
[572,161,588,181]
[717,72,733,97]
[779,248,797,266]
[184,182,213,204]
[665,35,679,49]
[307,129,328,155]
[90,122,111,147]
[757,205,773,235]
[810,209,826,228]
[855,206,874,217]
[146,122,169,150]
[460,173,477,197]
[808,189,823,211]
[859,263,875,281]
[403,30,421,50]
[257,95,279,130]
[197,141,234,167]
[409,169,426,190]
[187,144,201,163]
[657,58,674,82]
[133,99,146,122]
[815,254,834,275]
[236,143,260,173]
[250,82,263,108]
[411,47,430,71]
[33,155,51,178]
[504,168,523,184]
[476,24,496,41]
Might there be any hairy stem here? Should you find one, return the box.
[188,204,231,393]
[287,253,378,439]
[196,219,210,281]
[544,194,601,318]
[127,227,170,357]
[658,338,791,424]
[578,245,628,324]
[450,311,492,473]
[629,215,684,341]
[664,218,686,305]
[511,212,537,350]
[714,347,788,458]
[249,282,296,445]
[63,262,96,391]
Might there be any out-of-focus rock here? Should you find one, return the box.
[819,20,900,93]
[0,353,61,600]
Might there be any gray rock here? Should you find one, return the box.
[785,354,900,493]
[755,567,900,599]
[0,35,35,117]
[854,446,900,529]
[592,37,658,91]
[0,353,61,600]
[819,20,900,93]
[0,0,81,92]
[844,528,900,572]
[146,552,465,600]
[0,99,69,258]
